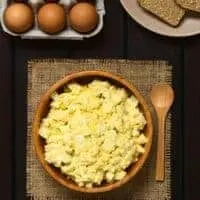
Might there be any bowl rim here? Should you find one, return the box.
[32,70,153,193]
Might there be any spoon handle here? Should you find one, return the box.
[156,111,166,182]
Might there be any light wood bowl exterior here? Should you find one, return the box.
[33,70,153,193]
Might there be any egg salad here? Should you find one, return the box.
[39,80,148,188]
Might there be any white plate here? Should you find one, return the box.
[120,0,200,37]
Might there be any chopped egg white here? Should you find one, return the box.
[39,80,147,187]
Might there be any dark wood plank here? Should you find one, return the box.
[13,38,70,200]
[126,16,184,200]
[0,30,13,200]
[126,18,182,60]
[184,36,200,200]
[69,0,126,58]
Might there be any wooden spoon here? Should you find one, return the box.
[150,84,174,182]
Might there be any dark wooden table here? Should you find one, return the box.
[1,1,200,199]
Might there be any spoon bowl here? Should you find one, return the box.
[151,84,174,110]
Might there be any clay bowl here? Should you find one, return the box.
[33,70,153,193]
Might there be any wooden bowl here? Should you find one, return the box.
[33,70,153,193]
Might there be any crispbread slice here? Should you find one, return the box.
[176,0,200,12]
[138,0,185,26]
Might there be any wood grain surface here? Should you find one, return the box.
[183,36,200,200]
[0,29,13,200]
[0,0,199,199]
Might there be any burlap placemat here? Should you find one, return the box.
[27,59,172,200]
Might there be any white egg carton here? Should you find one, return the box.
[0,0,105,40]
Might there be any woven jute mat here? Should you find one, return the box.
[27,59,172,200]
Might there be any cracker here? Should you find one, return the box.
[138,0,185,26]
[176,0,200,12]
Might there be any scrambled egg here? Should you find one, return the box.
[39,80,147,188]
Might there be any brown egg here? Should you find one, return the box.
[37,3,66,34]
[4,3,34,33]
[69,2,98,33]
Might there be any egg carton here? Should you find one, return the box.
[0,0,105,39]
